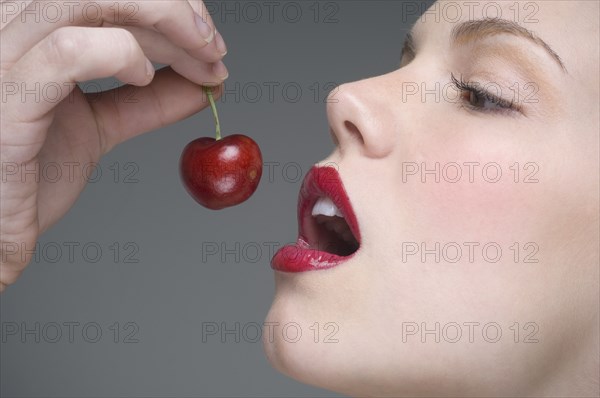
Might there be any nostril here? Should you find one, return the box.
[344,121,365,146]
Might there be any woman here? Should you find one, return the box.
[1,0,598,396]
[264,1,600,396]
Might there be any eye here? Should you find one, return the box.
[450,73,520,115]
[466,90,507,110]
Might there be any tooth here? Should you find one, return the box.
[312,197,344,217]
[334,207,343,217]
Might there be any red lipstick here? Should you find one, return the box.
[271,166,361,272]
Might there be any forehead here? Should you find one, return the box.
[411,1,598,78]
[412,2,582,51]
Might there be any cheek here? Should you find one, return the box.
[398,135,545,242]
[415,166,528,237]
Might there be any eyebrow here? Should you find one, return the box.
[402,18,567,73]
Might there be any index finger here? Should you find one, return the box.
[1,0,217,66]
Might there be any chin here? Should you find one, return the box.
[263,267,372,397]
[263,274,464,398]
[263,258,418,398]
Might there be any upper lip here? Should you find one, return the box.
[297,166,361,254]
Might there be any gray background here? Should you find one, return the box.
[1,1,431,396]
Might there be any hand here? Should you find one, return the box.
[0,0,228,291]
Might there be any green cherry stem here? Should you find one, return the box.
[203,86,221,140]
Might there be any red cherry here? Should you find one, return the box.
[179,134,262,210]
[180,86,262,209]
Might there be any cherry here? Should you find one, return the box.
[180,87,263,210]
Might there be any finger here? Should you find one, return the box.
[186,25,227,63]
[109,24,228,84]
[86,67,223,154]
[1,0,217,67]
[2,26,153,133]
[184,0,227,61]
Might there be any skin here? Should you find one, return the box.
[0,0,228,290]
[264,1,599,396]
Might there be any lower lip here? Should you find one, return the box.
[271,167,359,273]
[271,238,352,272]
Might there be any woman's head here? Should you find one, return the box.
[264,1,599,396]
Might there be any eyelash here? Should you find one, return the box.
[450,73,521,115]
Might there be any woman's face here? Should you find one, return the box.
[264,1,599,396]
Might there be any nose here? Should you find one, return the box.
[326,77,396,158]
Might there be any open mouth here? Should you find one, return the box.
[304,197,360,256]
[271,166,361,272]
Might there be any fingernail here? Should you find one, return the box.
[194,12,214,43]
[146,59,154,77]
[212,61,228,79]
[215,31,227,56]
